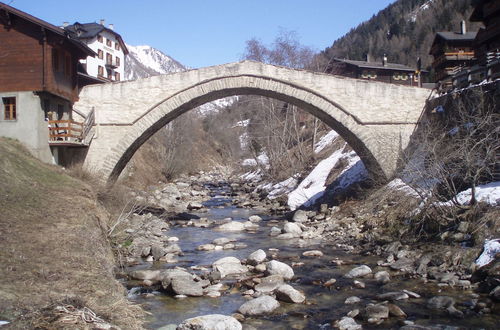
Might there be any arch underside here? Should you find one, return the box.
[105,76,392,184]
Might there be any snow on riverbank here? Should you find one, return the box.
[287,146,367,210]
[445,181,500,206]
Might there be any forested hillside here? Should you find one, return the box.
[320,0,482,73]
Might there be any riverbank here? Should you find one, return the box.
[0,138,143,329]
[114,172,498,329]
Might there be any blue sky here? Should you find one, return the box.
[8,0,396,68]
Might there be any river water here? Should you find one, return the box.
[126,182,498,329]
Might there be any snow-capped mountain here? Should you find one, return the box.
[125,44,186,80]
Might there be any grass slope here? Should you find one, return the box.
[0,138,142,329]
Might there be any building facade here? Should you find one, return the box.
[64,21,128,83]
[429,22,477,90]
[0,2,95,164]
[327,57,425,87]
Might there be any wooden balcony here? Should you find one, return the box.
[48,109,95,147]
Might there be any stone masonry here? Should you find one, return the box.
[74,60,430,183]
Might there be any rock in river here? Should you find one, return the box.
[238,295,280,316]
[216,221,245,232]
[247,249,266,266]
[275,284,305,303]
[266,260,294,280]
[344,265,372,278]
[213,257,248,278]
[177,314,242,330]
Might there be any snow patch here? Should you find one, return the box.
[288,146,367,210]
[475,239,500,268]
[387,178,421,198]
[450,181,500,206]
[267,176,299,200]
[314,130,339,153]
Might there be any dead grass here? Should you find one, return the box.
[0,138,144,329]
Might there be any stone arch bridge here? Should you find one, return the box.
[74,61,430,183]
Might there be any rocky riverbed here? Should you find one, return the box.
[113,171,498,329]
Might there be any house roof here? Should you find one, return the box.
[65,22,129,55]
[332,58,417,72]
[434,31,478,41]
[0,2,95,57]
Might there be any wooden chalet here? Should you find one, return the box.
[0,2,96,165]
[429,22,477,89]
[327,57,425,87]
[470,0,500,80]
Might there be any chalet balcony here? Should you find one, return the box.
[432,52,475,68]
[48,109,95,147]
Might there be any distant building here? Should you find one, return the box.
[327,57,426,87]
[64,20,128,85]
[0,2,95,164]
[470,0,500,81]
[429,22,477,89]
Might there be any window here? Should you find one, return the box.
[98,65,104,76]
[106,38,112,47]
[115,43,120,51]
[115,72,120,81]
[107,69,112,79]
[98,49,103,59]
[3,97,16,120]
[106,53,112,65]
[361,70,377,79]
[393,72,401,80]
[52,49,60,72]
[97,35,103,43]
[115,56,120,66]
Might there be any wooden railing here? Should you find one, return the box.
[48,120,84,143]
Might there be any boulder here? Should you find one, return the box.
[254,275,284,293]
[248,215,263,223]
[376,291,409,301]
[302,250,323,257]
[197,244,216,251]
[213,257,248,278]
[335,317,362,330]
[292,210,309,223]
[344,265,372,278]
[275,284,305,303]
[266,260,294,280]
[187,202,203,210]
[130,270,162,282]
[213,237,233,245]
[344,296,361,305]
[269,227,282,236]
[216,221,245,232]
[238,295,280,316]
[177,314,242,330]
[247,249,266,266]
[283,222,302,236]
[374,271,391,284]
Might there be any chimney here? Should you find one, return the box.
[366,53,373,63]
[99,19,105,25]
[108,24,114,30]
[62,22,69,28]
[382,54,388,67]
[461,20,467,34]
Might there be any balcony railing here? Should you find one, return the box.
[48,120,84,144]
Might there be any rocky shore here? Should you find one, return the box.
[112,171,498,329]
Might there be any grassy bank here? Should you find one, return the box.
[0,138,143,329]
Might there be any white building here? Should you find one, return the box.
[64,20,128,83]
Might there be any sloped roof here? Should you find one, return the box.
[332,58,416,72]
[65,22,129,55]
[0,2,95,57]
[434,31,477,41]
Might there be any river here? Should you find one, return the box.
[124,181,498,329]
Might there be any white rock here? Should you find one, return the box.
[266,260,294,280]
[275,284,305,303]
[213,257,248,278]
[345,265,372,278]
[336,316,362,330]
[249,215,263,222]
[283,222,302,235]
[344,296,361,305]
[177,314,242,330]
[302,250,323,257]
[248,249,267,265]
[216,221,245,232]
[238,295,280,316]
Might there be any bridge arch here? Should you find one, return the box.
[77,61,429,184]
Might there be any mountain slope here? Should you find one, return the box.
[125,44,186,80]
[320,0,481,72]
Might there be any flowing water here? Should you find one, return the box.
[125,182,498,329]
